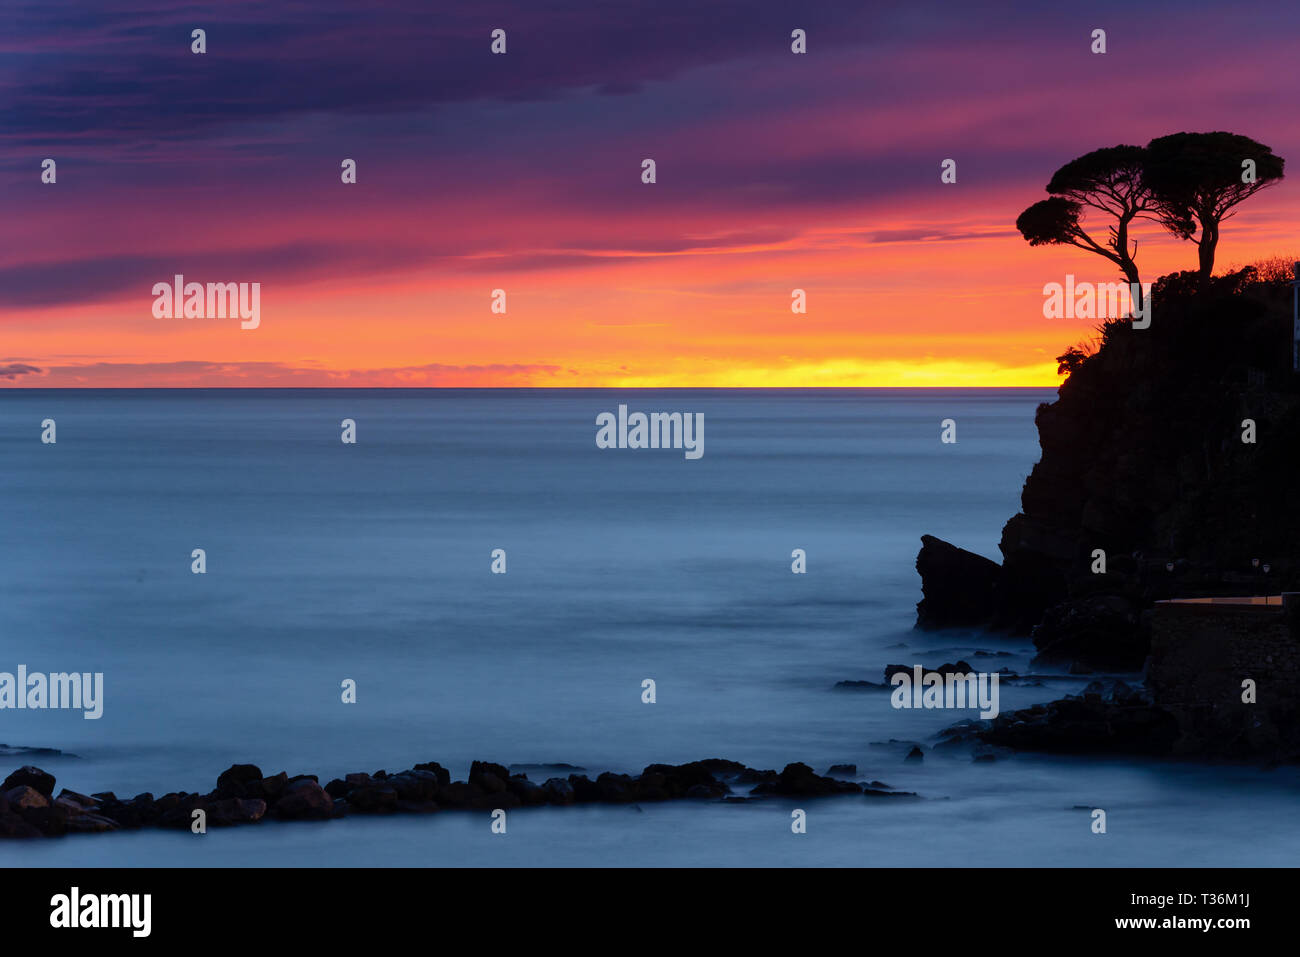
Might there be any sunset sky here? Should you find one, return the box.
[3,0,1298,387]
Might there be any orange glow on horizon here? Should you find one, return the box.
[5,188,1297,389]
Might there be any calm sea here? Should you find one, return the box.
[1,389,1295,865]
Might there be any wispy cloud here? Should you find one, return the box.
[0,362,43,380]
[2,359,570,387]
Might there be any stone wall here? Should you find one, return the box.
[1147,597,1300,758]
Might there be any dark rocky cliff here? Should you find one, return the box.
[917,267,1300,671]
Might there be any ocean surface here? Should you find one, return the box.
[1,388,1296,866]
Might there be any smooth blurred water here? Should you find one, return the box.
[1,388,1296,866]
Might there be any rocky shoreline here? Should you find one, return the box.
[912,271,1300,762]
[937,678,1181,757]
[916,271,1300,665]
[0,758,920,839]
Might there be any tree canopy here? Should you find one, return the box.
[1017,132,1285,296]
[1144,132,1284,287]
[1017,146,1151,298]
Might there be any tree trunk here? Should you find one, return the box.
[1115,214,1143,313]
[1197,221,1219,290]
[1126,265,1145,315]
[1119,257,1143,314]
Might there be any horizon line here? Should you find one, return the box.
[0,384,1062,391]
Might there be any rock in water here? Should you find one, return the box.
[2,766,56,798]
[274,779,334,820]
[214,763,264,798]
[3,785,49,810]
[750,762,862,796]
[915,535,1000,630]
